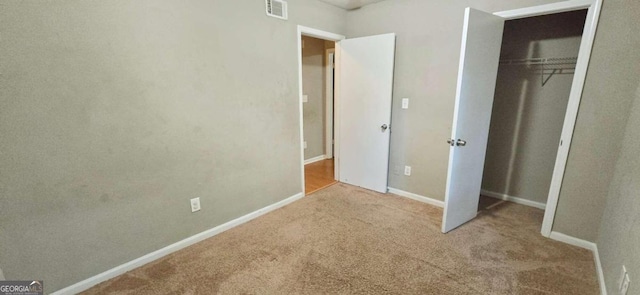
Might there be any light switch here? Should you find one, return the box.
[402,98,409,109]
[303,95,308,103]
[404,166,411,176]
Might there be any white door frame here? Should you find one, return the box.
[325,48,335,159]
[297,26,345,194]
[493,0,602,237]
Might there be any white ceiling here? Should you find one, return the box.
[316,0,389,10]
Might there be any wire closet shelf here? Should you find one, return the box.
[499,57,578,86]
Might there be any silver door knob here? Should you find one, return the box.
[381,124,388,131]
[456,139,467,146]
[447,138,454,146]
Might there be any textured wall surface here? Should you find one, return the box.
[597,82,640,295]
[482,11,585,204]
[0,0,345,291]
[592,1,640,293]
[553,0,640,242]
[302,36,326,160]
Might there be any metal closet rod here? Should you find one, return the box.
[498,57,578,86]
[499,57,578,66]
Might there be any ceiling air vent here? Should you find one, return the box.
[266,0,288,20]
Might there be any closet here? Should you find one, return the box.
[480,10,588,211]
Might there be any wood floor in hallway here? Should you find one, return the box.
[304,159,337,195]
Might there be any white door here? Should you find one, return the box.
[442,8,505,233]
[338,33,396,193]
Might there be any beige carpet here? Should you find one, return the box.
[83,183,598,294]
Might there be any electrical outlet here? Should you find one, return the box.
[402,98,409,109]
[620,265,627,286]
[619,265,631,295]
[304,141,307,149]
[302,94,308,103]
[621,273,630,295]
[190,197,201,213]
[404,166,411,176]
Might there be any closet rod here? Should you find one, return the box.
[499,57,577,66]
[499,57,578,86]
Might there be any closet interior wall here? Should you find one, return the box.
[481,10,588,205]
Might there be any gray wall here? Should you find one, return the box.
[552,0,640,242]
[302,36,326,160]
[575,2,640,292]
[482,11,585,205]
[597,82,640,295]
[344,0,561,200]
[0,0,345,292]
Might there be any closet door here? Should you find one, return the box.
[442,8,505,233]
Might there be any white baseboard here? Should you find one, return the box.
[480,189,546,210]
[549,231,595,250]
[549,231,607,295]
[52,192,305,295]
[304,155,326,165]
[593,245,607,295]
[387,187,444,208]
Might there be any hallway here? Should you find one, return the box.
[304,159,337,195]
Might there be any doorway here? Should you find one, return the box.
[301,35,338,195]
[478,10,587,219]
[297,26,396,196]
